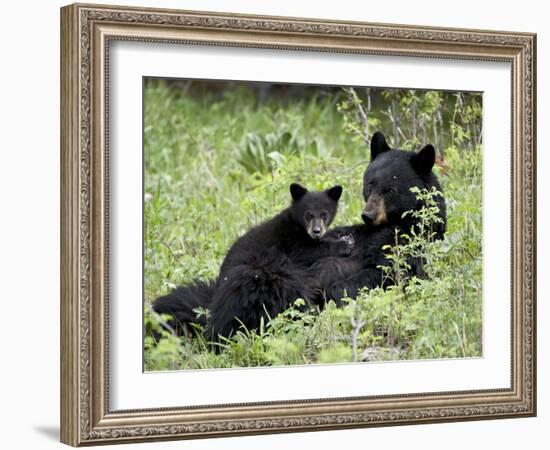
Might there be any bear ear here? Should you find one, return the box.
[325,185,343,202]
[370,131,391,160]
[290,183,308,201]
[411,144,436,175]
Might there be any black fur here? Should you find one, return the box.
[152,280,216,335]
[310,131,447,302]
[152,184,352,340]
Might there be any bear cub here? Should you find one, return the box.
[153,183,353,340]
[207,182,352,339]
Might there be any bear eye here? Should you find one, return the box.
[305,211,314,221]
[383,187,396,195]
[320,210,329,220]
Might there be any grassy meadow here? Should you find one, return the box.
[143,80,483,371]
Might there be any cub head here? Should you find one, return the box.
[361,131,446,234]
[289,183,343,240]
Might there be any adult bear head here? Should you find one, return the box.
[360,131,447,240]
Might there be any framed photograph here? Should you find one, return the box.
[60,3,536,446]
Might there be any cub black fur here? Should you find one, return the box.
[152,183,352,339]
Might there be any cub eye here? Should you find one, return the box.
[320,210,329,220]
[383,187,396,195]
[305,211,314,221]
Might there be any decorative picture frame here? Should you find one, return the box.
[60,3,536,446]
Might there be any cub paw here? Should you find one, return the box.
[335,236,354,257]
[338,233,355,247]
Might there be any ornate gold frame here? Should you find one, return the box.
[60,3,536,446]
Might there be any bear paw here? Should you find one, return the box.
[334,234,355,256]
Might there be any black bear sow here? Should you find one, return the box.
[313,131,447,301]
[361,131,446,234]
[153,183,353,340]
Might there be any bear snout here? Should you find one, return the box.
[361,209,377,224]
[307,218,326,240]
[362,195,387,225]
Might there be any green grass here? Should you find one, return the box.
[143,80,483,371]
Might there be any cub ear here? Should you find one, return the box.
[290,183,308,201]
[411,144,436,175]
[370,131,390,161]
[325,185,343,202]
